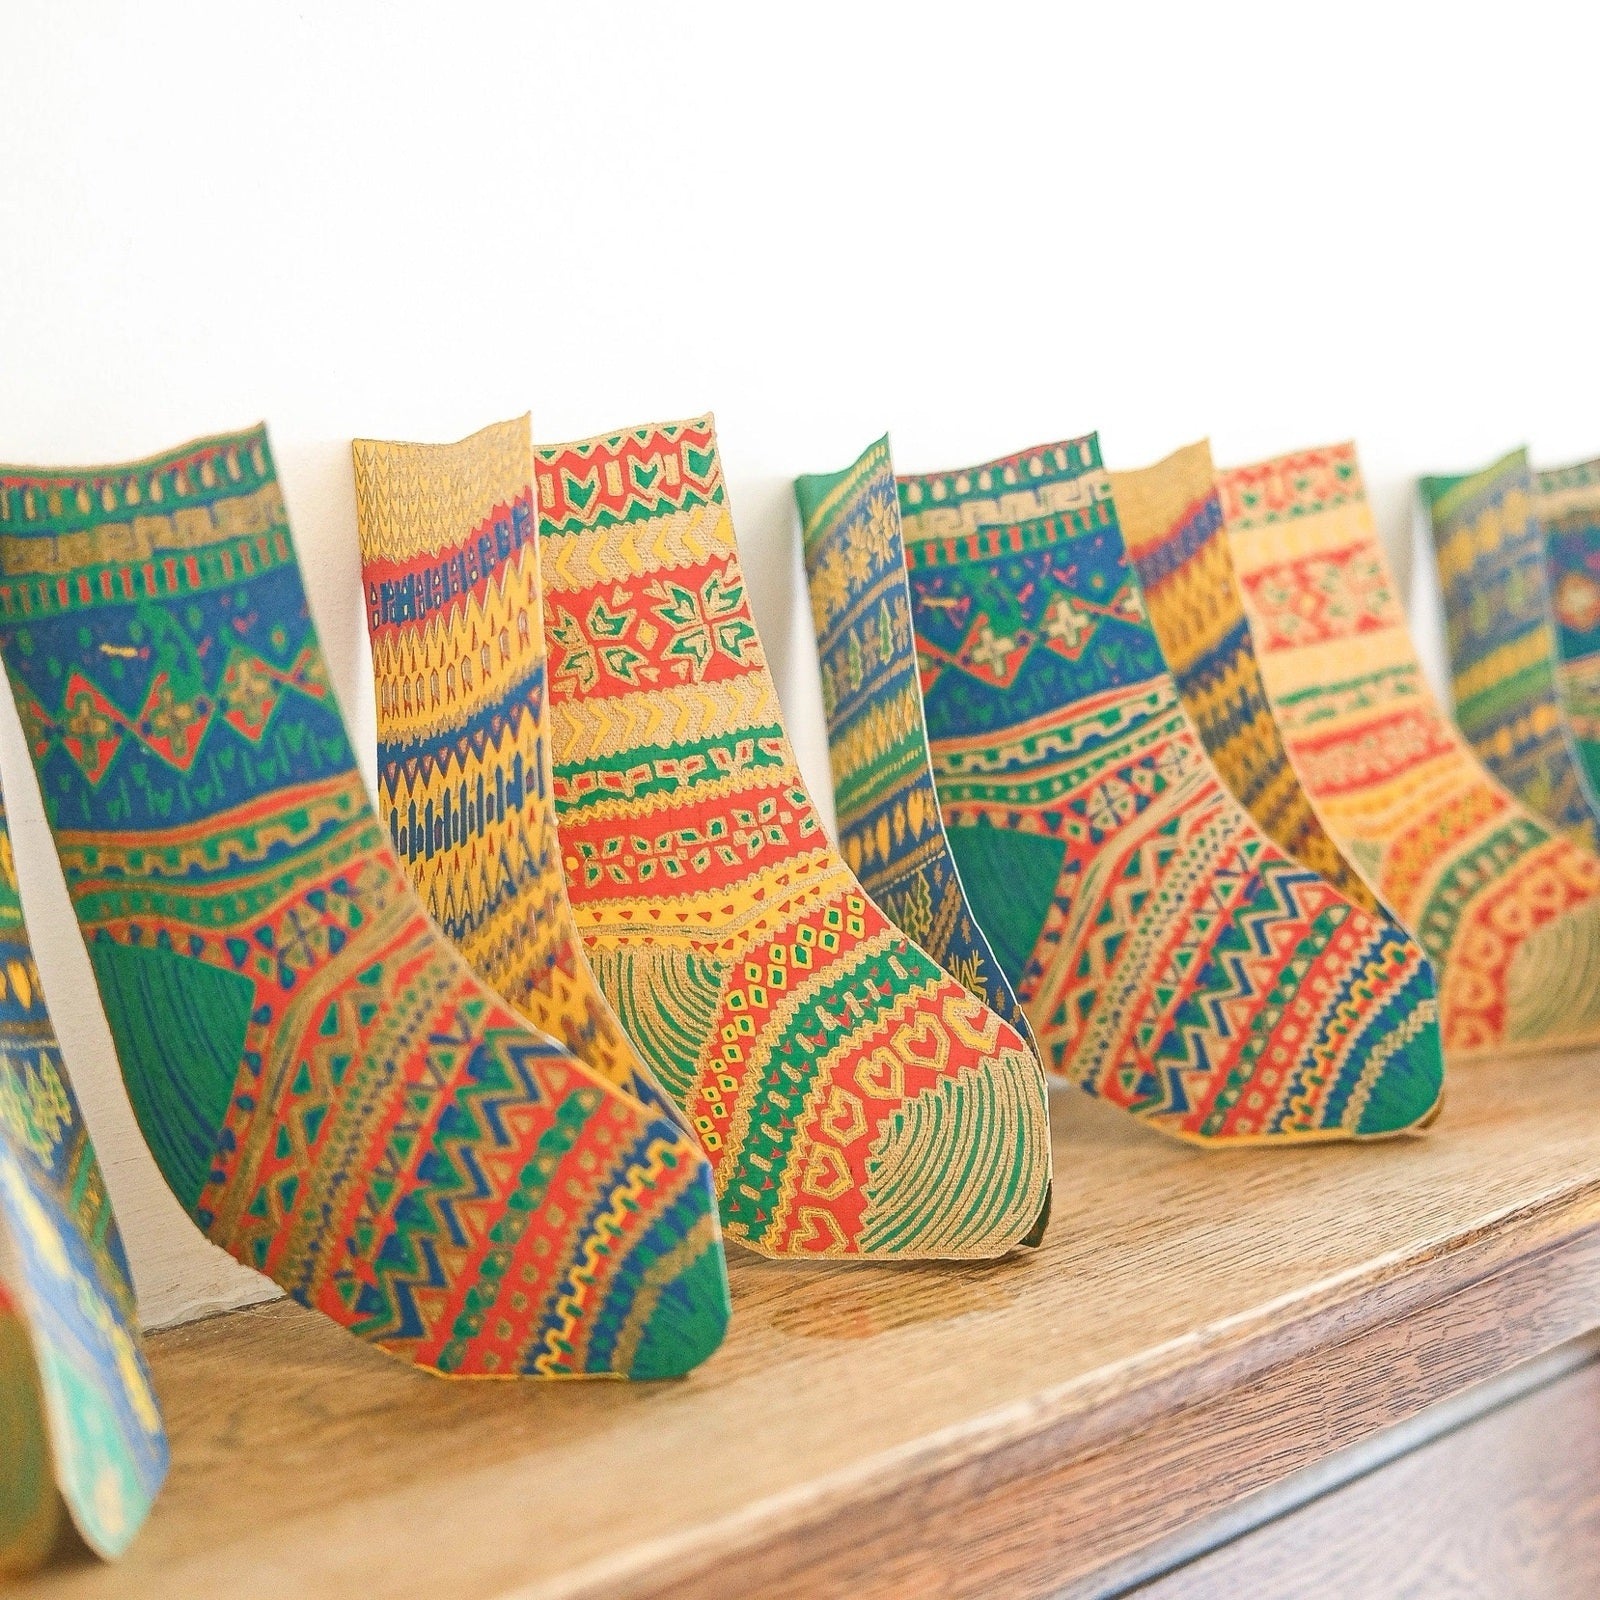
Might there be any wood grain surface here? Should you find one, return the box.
[1135,1352,1600,1598]
[15,1049,1600,1600]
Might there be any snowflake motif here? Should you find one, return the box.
[1152,739,1195,787]
[64,685,118,744]
[1040,595,1091,651]
[546,606,601,692]
[548,592,653,690]
[966,625,1021,677]
[809,546,852,629]
[652,564,758,681]
[864,491,898,562]
[222,652,278,732]
[139,677,208,748]
[844,537,874,591]
[889,593,914,654]
[1085,775,1139,833]
[276,901,331,981]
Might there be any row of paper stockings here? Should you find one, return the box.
[2,418,1598,1570]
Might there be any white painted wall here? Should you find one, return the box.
[2,1,1596,1328]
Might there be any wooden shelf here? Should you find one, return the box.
[1135,1347,1600,1597]
[18,1049,1600,1600]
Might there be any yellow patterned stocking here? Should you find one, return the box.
[354,418,675,1121]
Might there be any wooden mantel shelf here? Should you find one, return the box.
[19,1050,1600,1600]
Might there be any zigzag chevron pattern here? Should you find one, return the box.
[538,502,728,592]
[0,425,729,1380]
[351,416,528,560]
[539,415,1051,1259]
[365,551,548,753]
[900,434,1444,1142]
[1221,442,1600,1055]
[550,670,782,768]
[12,641,330,788]
[1423,450,1600,850]
[824,683,927,810]
[355,418,674,1116]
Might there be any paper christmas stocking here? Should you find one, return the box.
[897,435,1443,1143]
[1536,456,1600,798]
[537,416,1051,1258]
[795,436,1038,1057]
[1220,444,1600,1056]
[352,417,680,1126]
[0,429,728,1379]
[0,785,166,1569]
[1421,451,1600,849]
[1113,442,1387,916]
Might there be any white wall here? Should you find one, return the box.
[3,1,1598,1328]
